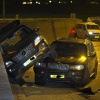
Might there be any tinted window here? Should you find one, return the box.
[87,25,99,29]
[53,42,87,57]
[83,25,86,30]
[76,24,83,29]
[1,27,30,51]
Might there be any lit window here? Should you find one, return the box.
[59,1,61,4]
[49,0,52,3]
[22,2,26,4]
[36,1,41,4]
[70,0,73,3]
[22,1,32,5]
[90,1,98,4]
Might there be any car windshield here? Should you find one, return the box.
[53,42,87,57]
[87,25,100,30]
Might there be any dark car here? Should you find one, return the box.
[34,37,98,86]
[0,20,20,37]
[0,20,54,85]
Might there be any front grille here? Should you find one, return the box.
[48,62,69,71]
[93,33,99,34]
[12,43,34,62]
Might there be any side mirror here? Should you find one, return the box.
[88,51,96,57]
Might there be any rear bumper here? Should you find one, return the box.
[88,34,100,40]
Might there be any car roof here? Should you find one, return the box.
[52,37,91,45]
[76,21,98,25]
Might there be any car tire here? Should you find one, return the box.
[98,38,100,41]
[74,33,78,39]
[85,35,88,39]
[15,77,26,86]
[48,47,58,60]
[91,63,98,79]
[80,67,90,87]
[35,73,46,85]
[76,68,90,87]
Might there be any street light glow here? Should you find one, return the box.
[49,0,52,3]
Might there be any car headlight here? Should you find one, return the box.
[89,32,93,34]
[35,62,46,67]
[5,61,14,68]
[70,65,84,70]
[34,36,42,46]
[39,42,48,51]
[36,62,42,66]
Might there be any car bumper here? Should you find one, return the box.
[88,34,100,40]
[34,66,83,84]
[6,47,50,79]
[47,70,83,84]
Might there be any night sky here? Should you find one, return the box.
[0,0,100,19]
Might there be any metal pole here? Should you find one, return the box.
[3,0,5,20]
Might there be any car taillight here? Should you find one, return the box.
[70,29,75,35]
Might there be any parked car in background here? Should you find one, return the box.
[34,37,98,86]
[0,20,55,86]
[69,22,100,40]
[87,17,100,26]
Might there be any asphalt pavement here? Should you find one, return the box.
[1,45,100,100]
[10,68,100,100]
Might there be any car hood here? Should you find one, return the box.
[54,56,87,64]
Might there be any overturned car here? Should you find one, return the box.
[0,20,55,85]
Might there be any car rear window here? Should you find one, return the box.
[53,42,87,57]
[1,29,29,51]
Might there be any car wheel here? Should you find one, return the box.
[85,35,89,39]
[80,67,90,87]
[15,77,26,86]
[98,38,100,41]
[48,47,58,60]
[35,73,46,85]
[91,63,98,79]
[74,33,78,39]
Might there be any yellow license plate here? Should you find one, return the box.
[50,75,65,78]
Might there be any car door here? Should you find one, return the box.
[82,24,88,38]
[87,42,96,74]
[76,24,83,38]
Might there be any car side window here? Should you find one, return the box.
[83,25,86,30]
[1,27,30,51]
[76,24,82,29]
